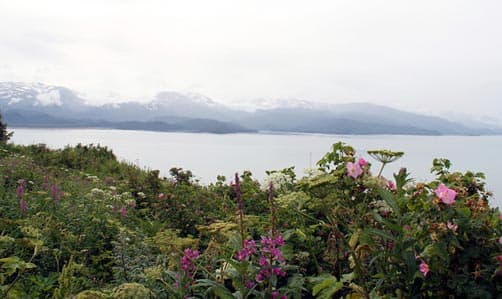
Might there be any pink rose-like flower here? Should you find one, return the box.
[387,180,396,190]
[358,158,368,167]
[419,260,430,277]
[435,183,456,205]
[346,162,363,179]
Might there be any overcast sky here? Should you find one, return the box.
[0,0,501,121]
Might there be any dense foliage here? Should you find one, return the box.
[0,140,501,298]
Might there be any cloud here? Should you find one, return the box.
[0,0,501,121]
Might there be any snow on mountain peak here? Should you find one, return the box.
[35,89,62,106]
[228,98,330,112]
[0,82,62,106]
[153,91,218,107]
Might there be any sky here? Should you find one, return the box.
[0,0,501,122]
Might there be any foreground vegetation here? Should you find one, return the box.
[0,140,501,298]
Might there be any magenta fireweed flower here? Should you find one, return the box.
[41,176,48,191]
[256,234,287,283]
[181,248,200,274]
[51,183,59,202]
[120,206,127,218]
[17,183,24,198]
[358,157,368,167]
[236,239,257,261]
[272,291,287,299]
[435,183,456,205]
[174,248,200,290]
[419,260,430,277]
[245,280,254,289]
[346,161,363,179]
[20,199,27,217]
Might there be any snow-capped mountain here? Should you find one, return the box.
[228,98,331,112]
[1,82,500,135]
[0,82,88,113]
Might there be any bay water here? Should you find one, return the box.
[11,128,502,208]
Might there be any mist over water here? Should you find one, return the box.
[11,128,502,208]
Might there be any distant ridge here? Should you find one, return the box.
[1,82,500,135]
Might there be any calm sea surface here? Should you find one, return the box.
[10,128,502,208]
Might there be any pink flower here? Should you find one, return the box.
[387,180,396,190]
[17,183,24,198]
[20,199,27,217]
[346,162,363,179]
[41,176,48,191]
[158,193,165,200]
[499,236,502,245]
[236,239,257,261]
[447,221,458,232]
[499,213,502,220]
[434,183,456,205]
[51,183,59,203]
[358,158,368,167]
[120,206,127,218]
[419,260,430,277]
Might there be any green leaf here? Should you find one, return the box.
[312,274,344,299]
[367,228,396,241]
[196,279,235,299]
[378,188,400,217]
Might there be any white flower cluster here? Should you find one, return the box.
[261,172,293,192]
[370,199,392,215]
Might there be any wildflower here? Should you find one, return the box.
[419,260,430,277]
[358,157,368,167]
[499,236,502,245]
[271,290,287,299]
[261,172,293,192]
[447,221,458,232]
[181,248,200,274]
[256,234,287,283]
[120,206,127,218]
[129,200,136,210]
[499,213,502,220]
[20,199,27,217]
[158,193,165,200]
[51,183,59,202]
[41,176,48,191]
[346,162,363,179]
[17,181,24,198]
[245,280,254,289]
[387,180,396,190]
[435,183,456,205]
[236,239,257,261]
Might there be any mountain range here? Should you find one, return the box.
[1,82,500,135]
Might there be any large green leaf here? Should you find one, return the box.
[312,274,344,299]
